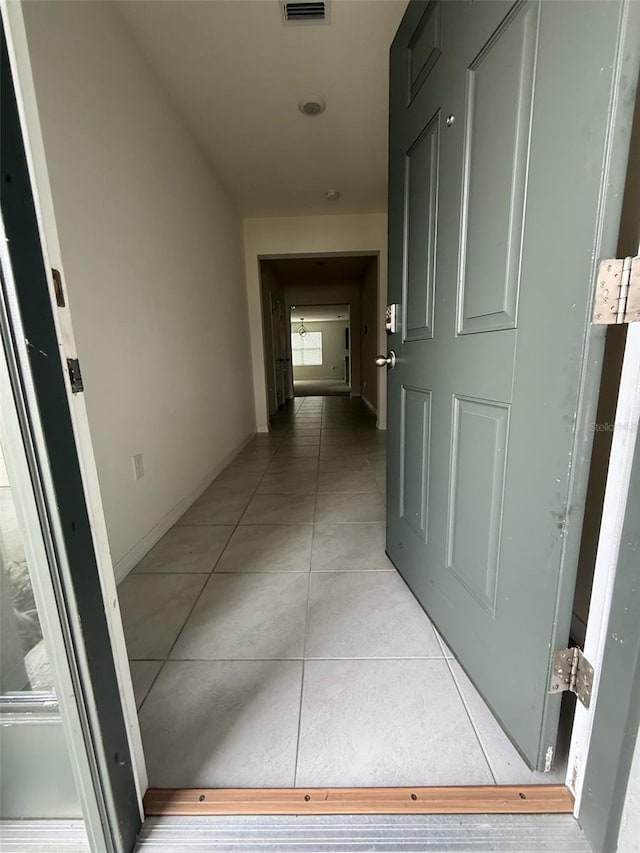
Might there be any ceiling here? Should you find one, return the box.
[262,254,375,286]
[290,304,350,323]
[116,0,407,217]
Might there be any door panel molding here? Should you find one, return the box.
[399,385,432,540]
[403,110,440,342]
[446,396,510,617]
[408,0,442,104]
[457,0,539,335]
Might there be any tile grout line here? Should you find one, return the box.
[132,568,395,576]
[133,661,163,713]
[132,655,453,662]
[172,519,387,525]
[438,636,499,786]
[137,432,286,713]
[385,560,498,785]
[292,400,324,786]
[133,397,383,747]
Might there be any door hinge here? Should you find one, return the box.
[66,358,84,394]
[592,256,640,324]
[549,647,594,708]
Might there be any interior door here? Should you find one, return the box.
[266,292,279,416]
[276,299,288,406]
[386,0,639,770]
[270,295,286,408]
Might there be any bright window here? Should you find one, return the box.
[291,331,323,366]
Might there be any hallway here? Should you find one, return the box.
[118,397,566,790]
[293,379,351,396]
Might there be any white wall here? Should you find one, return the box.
[22,1,256,580]
[292,321,348,381]
[244,214,388,430]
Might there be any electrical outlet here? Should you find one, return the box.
[132,453,144,481]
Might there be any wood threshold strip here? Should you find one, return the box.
[144,785,574,816]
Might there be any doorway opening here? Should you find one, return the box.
[259,254,380,422]
[116,247,578,796]
[290,304,351,397]
[6,0,640,840]
[120,389,574,795]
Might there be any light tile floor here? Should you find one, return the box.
[119,396,570,788]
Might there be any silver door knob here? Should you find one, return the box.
[375,351,396,368]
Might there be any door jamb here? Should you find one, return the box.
[568,51,640,811]
[255,251,384,430]
[568,315,640,810]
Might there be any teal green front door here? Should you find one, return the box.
[386,0,639,770]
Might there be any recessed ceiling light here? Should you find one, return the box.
[325,190,340,201]
[298,96,326,116]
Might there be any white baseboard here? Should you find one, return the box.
[361,393,377,416]
[113,430,256,584]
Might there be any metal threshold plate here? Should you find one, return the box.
[1,813,591,852]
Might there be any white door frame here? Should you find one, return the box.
[568,316,640,811]
[3,0,637,821]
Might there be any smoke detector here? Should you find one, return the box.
[298,96,326,116]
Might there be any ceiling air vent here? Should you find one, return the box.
[282,2,328,23]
